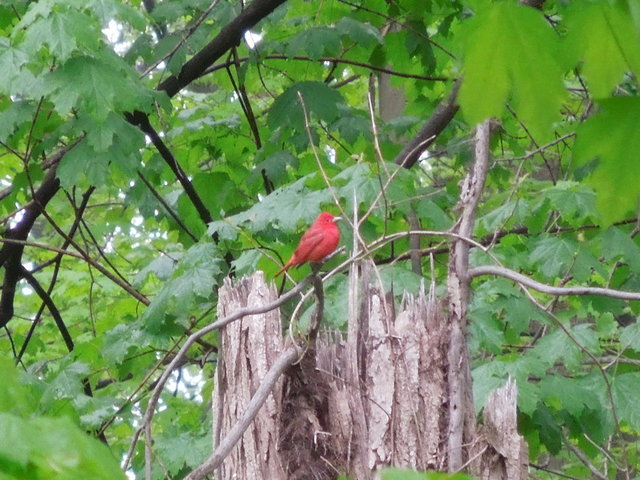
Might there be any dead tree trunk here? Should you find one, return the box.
[214,273,286,479]
[209,265,527,480]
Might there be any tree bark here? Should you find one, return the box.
[214,273,286,479]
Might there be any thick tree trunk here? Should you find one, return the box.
[214,274,286,479]
[211,267,526,480]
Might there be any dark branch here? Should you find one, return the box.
[394,78,461,169]
[20,266,74,352]
[137,170,199,242]
[131,114,213,225]
[202,54,449,83]
[157,0,288,97]
[0,167,60,328]
[18,187,94,362]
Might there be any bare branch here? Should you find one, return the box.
[469,265,640,301]
[564,432,608,480]
[0,237,149,306]
[203,54,449,83]
[0,167,60,328]
[446,120,491,472]
[137,170,198,242]
[132,115,213,225]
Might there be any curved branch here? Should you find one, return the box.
[141,0,222,78]
[18,187,95,361]
[0,167,60,328]
[131,115,213,225]
[0,237,149,306]
[469,265,640,301]
[137,171,198,242]
[20,266,74,352]
[445,120,491,472]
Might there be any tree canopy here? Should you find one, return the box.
[0,0,639,479]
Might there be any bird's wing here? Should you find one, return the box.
[292,227,325,263]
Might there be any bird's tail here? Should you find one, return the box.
[274,261,292,277]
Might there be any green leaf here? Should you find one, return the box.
[0,360,125,480]
[539,375,598,416]
[207,219,239,241]
[336,17,383,47]
[133,254,177,287]
[142,243,223,330]
[533,404,562,454]
[285,26,341,60]
[612,372,640,430]
[381,468,474,480]
[58,140,110,187]
[0,100,33,142]
[41,54,153,120]
[58,121,143,188]
[192,172,238,214]
[88,0,146,30]
[530,236,579,279]
[459,3,565,138]
[0,40,30,95]
[602,227,640,271]
[268,81,346,132]
[231,249,262,277]
[565,2,640,98]
[542,181,598,225]
[469,303,505,353]
[224,175,332,232]
[620,321,640,352]
[478,198,531,234]
[154,431,211,475]
[21,7,100,60]
[573,97,640,223]
[251,150,299,185]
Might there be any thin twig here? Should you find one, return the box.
[0,237,149,305]
[137,170,198,242]
[563,432,608,480]
[202,54,450,82]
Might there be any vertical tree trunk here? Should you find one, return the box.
[214,273,286,479]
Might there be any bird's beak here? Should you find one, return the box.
[333,216,342,223]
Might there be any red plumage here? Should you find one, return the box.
[275,212,341,277]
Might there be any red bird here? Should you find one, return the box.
[275,212,341,277]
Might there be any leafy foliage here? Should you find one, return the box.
[0,0,639,478]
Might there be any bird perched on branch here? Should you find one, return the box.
[275,212,341,277]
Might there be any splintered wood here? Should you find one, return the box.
[316,264,448,476]
[212,270,527,480]
[470,378,528,480]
